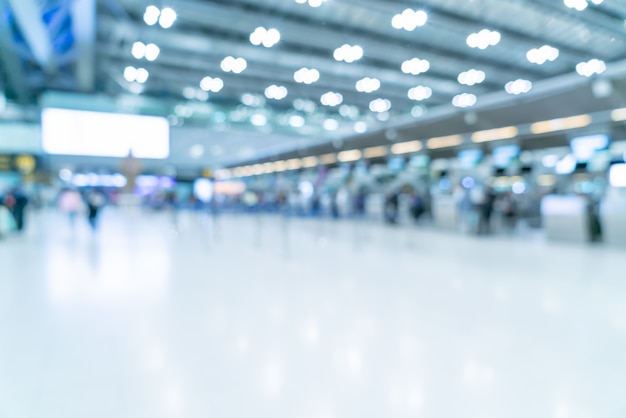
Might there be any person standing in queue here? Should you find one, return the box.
[85,189,106,230]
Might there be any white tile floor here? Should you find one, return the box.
[1,209,625,418]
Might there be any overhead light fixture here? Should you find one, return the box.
[471,126,518,143]
[320,153,337,164]
[294,67,320,84]
[323,119,339,131]
[527,45,559,65]
[295,0,327,7]
[333,44,363,63]
[466,29,501,49]
[286,158,303,170]
[250,27,281,48]
[369,98,391,113]
[505,79,532,95]
[221,56,247,74]
[144,43,160,61]
[353,121,368,134]
[301,156,319,168]
[391,9,428,31]
[401,58,430,75]
[131,41,146,59]
[458,69,486,86]
[576,59,606,77]
[564,0,588,10]
[200,76,224,92]
[530,114,592,134]
[143,5,160,25]
[158,7,177,28]
[408,85,432,101]
[124,66,149,83]
[452,93,477,108]
[427,135,463,149]
[391,140,422,154]
[337,149,362,162]
[265,85,288,100]
[273,161,287,172]
[364,146,388,158]
[320,92,343,106]
[355,77,381,93]
[611,107,626,122]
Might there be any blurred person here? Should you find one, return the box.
[384,191,399,224]
[58,188,83,227]
[410,191,425,223]
[85,189,106,230]
[3,188,28,232]
[478,187,497,235]
[330,192,340,219]
[501,192,517,232]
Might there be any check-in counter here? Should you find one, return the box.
[541,195,591,243]
[600,193,626,246]
[432,194,457,231]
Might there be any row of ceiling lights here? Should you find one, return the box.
[134,4,608,118]
[221,107,626,179]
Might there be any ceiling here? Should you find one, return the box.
[1,0,626,165]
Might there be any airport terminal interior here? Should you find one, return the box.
[1,0,626,417]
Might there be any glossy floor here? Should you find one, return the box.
[1,209,625,418]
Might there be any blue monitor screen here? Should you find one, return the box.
[570,134,609,162]
[458,149,483,168]
[492,145,520,167]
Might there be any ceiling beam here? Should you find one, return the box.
[7,0,56,73]
[71,0,97,91]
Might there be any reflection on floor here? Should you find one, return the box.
[1,209,625,418]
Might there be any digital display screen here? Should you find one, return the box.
[570,134,609,162]
[609,164,626,188]
[41,108,169,159]
[492,145,520,167]
[458,149,483,168]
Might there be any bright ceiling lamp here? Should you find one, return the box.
[158,7,177,28]
[265,85,288,100]
[401,58,430,75]
[337,149,362,162]
[391,140,422,154]
[355,77,380,93]
[320,91,343,106]
[505,79,532,95]
[200,76,224,92]
[295,0,327,7]
[301,156,319,168]
[611,107,626,122]
[391,9,428,31]
[124,66,149,83]
[452,93,477,108]
[458,69,485,86]
[250,114,267,127]
[471,126,518,143]
[564,0,588,10]
[408,85,432,101]
[320,153,337,164]
[369,98,391,113]
[294,98,316,113]
[427,135,463,149]
[466,29,501,49]
[286,158,303,170]
[353,121,368,133]
[241,93,265,107]
[143,6,160,25]
[250,27,281,48]
[363,146,388,158]
[289,115,305,127]
[144,43,160,61]
[576,59,606,77]
[131,42,146,59]
[323,118,339,131]
[527,45,559,65]
[221,56,247,74]
[530,114,592,134]
[333,44,363,63]
[294,67,320,84]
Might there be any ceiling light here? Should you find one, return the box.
[337,149,362,162]
[144,43,160,61]
[354,121,368,133]
[355,77,381,93]
[369,98,391,113]
[242,93,265,107]
[221,56,247,74]
[611,107,626,122]
[339,104,359,119]
[427,135,463,149]
[391,141,422,154]
[530,114,591,134]
[505,79,532,95]
[250,27,281,48]
[200,76,224,92]
[189,144,205,159]
[452,93,477,108]
[265,85,288,100]
[131,41,146,59]
[250,114,267,127]
[294,67,320,84]
[391,9,428,31]
[158,7,177,29]
[333,44,363,63]
[471,126,518,143]
[377,112,390,122]
[364,146,388,158]
[301,156,319,167]
[408,85,432,101]
[295,0,327,7]
[320,92,343,106]
[289,115,305,127]
[196,90,209,101]
[128,83,144,94]
[411,105,425,117]
[293,98,317,113]
[576,59,606,77]
[143,5,160,25]
[564,0,588,10]
[401,58,430,75]
[319,153,336,164]
[458,69,486,86]
[527,45,559,64]
[123,66,137,82]
[466,29,501,49]
[323,119,339,131]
